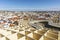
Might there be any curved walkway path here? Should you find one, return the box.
[29,20,60,30]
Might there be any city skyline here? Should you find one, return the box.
[0,0,60,11]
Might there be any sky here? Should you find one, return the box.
[0,0,60,11]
